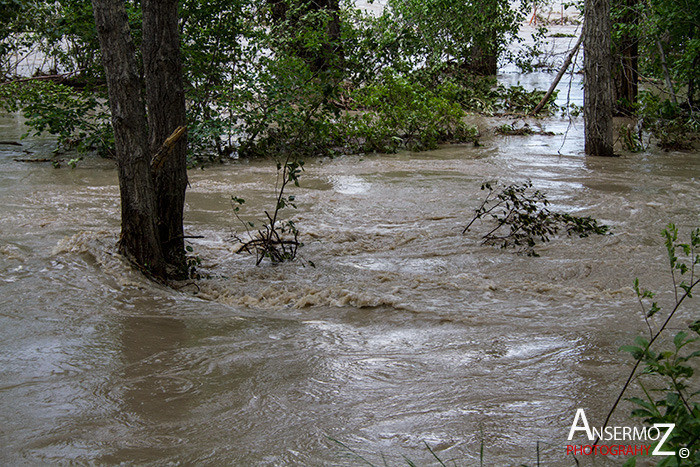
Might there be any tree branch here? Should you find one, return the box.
[530,33,584,116]
[150,125,187,174]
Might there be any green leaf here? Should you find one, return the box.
[674,331,688,350]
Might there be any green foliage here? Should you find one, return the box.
[179,0,254,162]
[0,81,113,156]
[641,0,700,105]
[637,92,699,151]
[621,226,700,466]
[234,53,342,159]
[623,332,700,466]
[30,0,108,77]
[382,0,526,73]
[0,0,35,78]
[612,0,700,107]
[0,0,558,163]
[339,72,479,152]
[463,181,610,255]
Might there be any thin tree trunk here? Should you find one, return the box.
[91,0,166,276]
[142,0,188,272]
[656,39,677,105]
[530,33,584,115]
[612,0,638,115]
[584,0,615,156]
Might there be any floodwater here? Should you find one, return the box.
[1,14,699,466]
[2,104,698,465]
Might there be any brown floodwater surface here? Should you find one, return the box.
[1,104,699,465]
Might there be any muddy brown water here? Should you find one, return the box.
[0,15,698,461]
[1,105,698,466]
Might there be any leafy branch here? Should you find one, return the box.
[463,181,609,256]
[597,224,700,461]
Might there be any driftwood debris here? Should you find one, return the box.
[14,158,62,163]
[150,125,186,174]
[529,33,584,116]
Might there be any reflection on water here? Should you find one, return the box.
[1,80,699,465]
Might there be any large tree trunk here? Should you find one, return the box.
[612,0,638,115]
[584,0,615,156]
[92,0,167,277]
[142,0,188,272]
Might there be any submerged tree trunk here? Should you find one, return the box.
[92,0,166,276]
[584,0,615,156]
[142,0,188,273]
[612,0,638,115]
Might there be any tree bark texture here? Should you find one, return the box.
[91,0,166,276]
[142,0,188,269]
[612,0,638,115]
[584,0,615,156]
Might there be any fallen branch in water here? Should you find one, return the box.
[530,32,584,116]
[14,157,63,163]
[0,70,86,86]
[463,181,609,256]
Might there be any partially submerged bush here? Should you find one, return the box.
[340,73,479,152]
[495,121,555,136]
[638,93,699,151]
[232,158,311,266]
